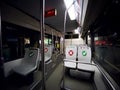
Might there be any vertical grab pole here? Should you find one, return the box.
[84,31,88,45]
[52,30,54,46]
[40,0,45,90]
[85,34,88,45]
[0,5,2,71]
[62,9,67,88]
[90,29,95,60]
[62,1,77,88]
[0,6,4,90]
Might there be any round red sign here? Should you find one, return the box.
[44,48,48,53]
[68,50,74,56]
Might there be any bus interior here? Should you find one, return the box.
[0,0,120,90]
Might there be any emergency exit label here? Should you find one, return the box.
[82,51,87,56]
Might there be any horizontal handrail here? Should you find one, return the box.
[63,59,96,66]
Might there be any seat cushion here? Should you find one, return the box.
[64,61,76,68]
[13,64,36,76]
[77,63,94,72]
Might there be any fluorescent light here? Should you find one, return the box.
[60,37,64,41]
[64,0,76,20]
[74,27,80,34]
[74,29,79,34]
[68,5,76,20]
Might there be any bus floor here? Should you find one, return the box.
[44,59,114,90]
[44,63,96,90]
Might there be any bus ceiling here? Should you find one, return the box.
[2,0,120,38]
[2,0,82,33]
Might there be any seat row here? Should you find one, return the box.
[4,45,53,77]
[64,44,94,73]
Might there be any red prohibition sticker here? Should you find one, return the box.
[44,48,48,53]
[68,50,74,56]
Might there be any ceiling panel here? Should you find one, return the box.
[4,0,79,33]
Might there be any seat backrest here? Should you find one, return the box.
[44,45,53,57]
[65,45,77,60]
[22,48,40,66]
[78,45,91,63]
